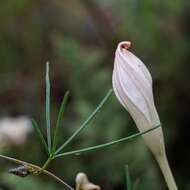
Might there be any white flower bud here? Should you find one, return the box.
[112,41,177,190]
[75,173,100,190]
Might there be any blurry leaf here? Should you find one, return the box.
[31,118,49,154]
[125,165,132,190]
[53,91,70,152]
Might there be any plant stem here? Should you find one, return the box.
[42,157,53,170]
[156,153,178,190]
[0,154,74,190]
[55,125,160,158]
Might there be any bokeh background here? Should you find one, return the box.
[0,0,190,189]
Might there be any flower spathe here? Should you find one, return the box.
[112,41,163,156]
[112,41,178,190]
[75,173,100,190]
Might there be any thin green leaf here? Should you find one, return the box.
[133,178,140,190]
[31,119,49,154]
[55,124,161,158]
[125,165,132,190]
[46,61,52,153]
[52,91,70,152]
[55,89,113,155]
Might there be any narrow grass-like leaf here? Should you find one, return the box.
[133,178,140,190]
[52,91,70,152]
[31,119,49,154]
[46,62,52,153]
[55,124,161,158]
[55,89,113,155]
[125,165,132,190]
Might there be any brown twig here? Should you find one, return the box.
[0,154,74,190]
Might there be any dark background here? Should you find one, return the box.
[0,0,190,189]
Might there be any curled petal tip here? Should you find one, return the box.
[118,41,131,50]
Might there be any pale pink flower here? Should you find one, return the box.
[112,41,177,190]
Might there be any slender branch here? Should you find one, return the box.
[0,154,74,190]
[42,157,53,170]
[0,154,28,166]
[55,125,161,158]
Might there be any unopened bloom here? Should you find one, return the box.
[75,173,100,190]
[112,41,177,190]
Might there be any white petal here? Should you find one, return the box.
[112,41,161,129]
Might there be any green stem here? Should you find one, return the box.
[42,157,53,170]
[55,125,161,158]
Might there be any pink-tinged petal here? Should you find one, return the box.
[113,41,158,127]
[112,40,165,156]
[112,41,178,190]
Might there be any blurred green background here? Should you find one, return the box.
[0,0,190,189]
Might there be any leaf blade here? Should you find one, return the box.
[31,119,49,154]
[55,89,113,155]
[46,61,52,153]
[55,124,161,158]
[52,91,70,152]
[125,165,132,190]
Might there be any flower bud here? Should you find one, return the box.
[75,173,100,190]
[112,41,177,190]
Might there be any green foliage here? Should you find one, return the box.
[46,62,52,154]
[53,91,70,153]
[31,118,49,154]
[125,165,132,190]
[55,89,113,155]
[29,65,161,190]
[55,125,160,158]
